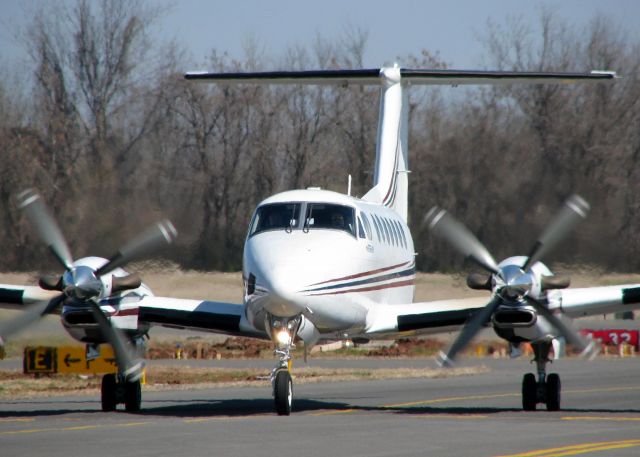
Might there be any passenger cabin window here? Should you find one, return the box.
[372,215,383,243]
[304,203,356,237]
[381,217,391,244]
[396,220,407,248]
[371,214,382,242]
[390,219,400,246]
[384,218,395,246]
[250,203,301,236]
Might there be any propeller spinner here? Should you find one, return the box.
[425,195,594,366]
[1,189,177,380]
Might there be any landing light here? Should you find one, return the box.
[276,329,291,346]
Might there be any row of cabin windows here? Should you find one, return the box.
[358,211,408,249]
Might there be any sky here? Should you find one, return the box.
[1,0,639,70]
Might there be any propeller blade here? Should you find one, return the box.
[540,275,571,291]
[88,302,144,381]
[0,294,64,341]
[524,296,598,357]
[111,274,142,294]
[96,220,177,277]
[17,189,73,270]
[522,195,590,272]
[424,207,499,274]
[437,295,502,366]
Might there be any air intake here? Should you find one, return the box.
[492,308,537,328]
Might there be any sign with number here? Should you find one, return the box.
[581,329,639,349]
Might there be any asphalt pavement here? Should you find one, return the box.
[2,357,640,456]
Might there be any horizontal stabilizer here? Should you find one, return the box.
[185,68,617,86]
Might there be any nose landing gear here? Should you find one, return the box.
[267,314,301,416]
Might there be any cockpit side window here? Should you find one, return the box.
[357,217,366,239]
[250,203,301,236]
[305,203,355,236]
[360,212,373,241]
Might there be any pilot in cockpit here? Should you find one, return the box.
[266,211,284,229]
[331,212,345,229]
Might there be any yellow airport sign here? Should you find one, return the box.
[24,346,117,375]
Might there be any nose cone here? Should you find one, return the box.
[498,264,532,297]
[244,232,313,317]
[260,268,306,317]
[64,266,102,300]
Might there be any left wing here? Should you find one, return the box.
[557,284,640,317]
[365,297,488,338]
[136,296,267,339]
[364,282,640,340]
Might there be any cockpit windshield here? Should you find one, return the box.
[250,203,301,235]
[304,203,355,236]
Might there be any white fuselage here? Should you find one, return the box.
[242,188,415,340]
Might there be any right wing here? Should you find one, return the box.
[135,296,267,340]
[0,284,60,310]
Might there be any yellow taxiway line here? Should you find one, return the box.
[494,439,640,457]
[0,421,151,436]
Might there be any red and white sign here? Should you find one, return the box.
[581,329,639,349]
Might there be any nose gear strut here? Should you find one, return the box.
[266,314,301,415]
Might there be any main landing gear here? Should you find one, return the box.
[522,341,561,411]
[267,314,300,416]
[101,373,142,412]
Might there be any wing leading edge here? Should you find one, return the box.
[0,284,60,311]
[365,297,488,338]
[137,296,267,339]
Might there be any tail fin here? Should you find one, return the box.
[361,66,409,221]
[185,68,616,224]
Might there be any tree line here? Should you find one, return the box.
[1,1,639,273]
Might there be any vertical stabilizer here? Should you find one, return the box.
[362,66,410,222]
[185,67,615,225]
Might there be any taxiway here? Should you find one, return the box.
[2,357,640,457]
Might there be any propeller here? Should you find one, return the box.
[427,195,591,366]
[16,189,73,270]
[2,189,177,380]
[424,207,499,274]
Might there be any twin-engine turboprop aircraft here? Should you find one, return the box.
[1,66,639,415]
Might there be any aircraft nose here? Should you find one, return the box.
[260,268,306,318]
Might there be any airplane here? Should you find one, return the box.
[1,65,638,415]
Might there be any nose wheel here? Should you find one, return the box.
[273,369,293,415]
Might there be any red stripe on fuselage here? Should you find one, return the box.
[305,278,414,296]
[106,308,139,317]
[306,261,412,287]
